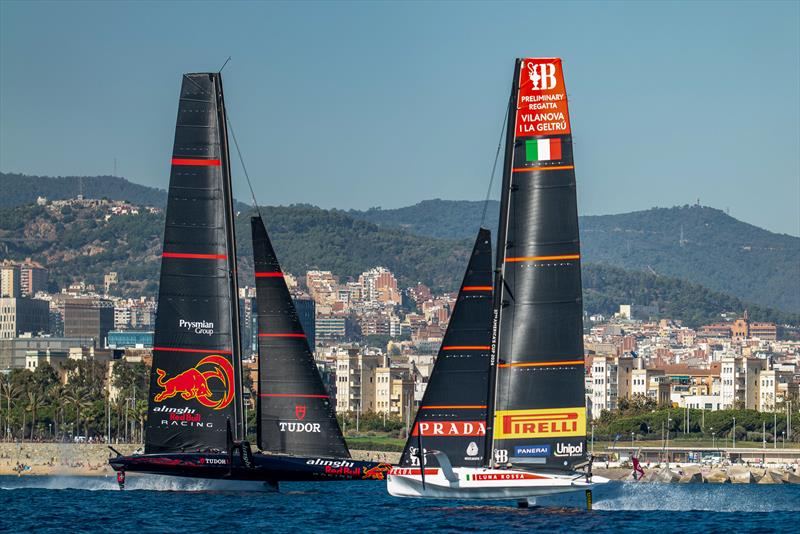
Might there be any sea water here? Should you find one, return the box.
[1,476,798,533]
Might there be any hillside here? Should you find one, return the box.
[1,200,797,328]
[0,172,168,208]
[582,264,796,327]
[0,202,470,295]
[1,173,797,314]
[350,201,800,313]
[348,199,500,240]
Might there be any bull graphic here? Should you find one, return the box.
[154,354,234,410]
[362,463,392,480]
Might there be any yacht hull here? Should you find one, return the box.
[110,452,391,484]
[387,467,608,500]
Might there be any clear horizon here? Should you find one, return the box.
[1,1,798,236]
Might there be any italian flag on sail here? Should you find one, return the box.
[525,138,562,162]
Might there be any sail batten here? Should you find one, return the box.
[145,72,242,455]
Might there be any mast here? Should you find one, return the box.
[399,229,493,469]
[145,73,241,454]
[484,61,522,468]
[215,74,244,440]
[251,215,349,458]
[488,58,587,472]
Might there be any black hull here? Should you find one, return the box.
[109,452,391,483]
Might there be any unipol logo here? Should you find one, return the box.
[527,62,557,90]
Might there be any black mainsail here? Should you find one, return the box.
[399,229,493,469]
[145,73,243,454]
[487,58,587,471]
[251,215,350,458]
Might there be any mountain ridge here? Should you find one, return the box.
[2,172,798,313]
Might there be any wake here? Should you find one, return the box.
[0,474,276,492]
[592,481,800,512]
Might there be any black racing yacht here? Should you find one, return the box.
[109,72,390,490]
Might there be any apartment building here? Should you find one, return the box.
[759,369,798,412]
[0,297,49,339]
[589,355,633,419]
[335,346,381,413]
[720,357,767,409]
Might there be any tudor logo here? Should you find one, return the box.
[279,422,321,433]
[555,442,584,457]
[527,62,557,90]
[295,405,307,421]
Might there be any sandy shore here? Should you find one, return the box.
[3,443,797,484]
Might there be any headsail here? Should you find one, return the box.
[145,73,243,454]
[251,215,350,458]
[399,229,493,469]
[488,58,587,471]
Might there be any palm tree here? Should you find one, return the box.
[26,389,46,440]
[0,379,22,441]
[132,399,148,444]
[62,389,80,440]
[48,384,66,441]
[76,389,94,440]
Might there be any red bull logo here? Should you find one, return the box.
[154,354,234,410]
[362,463,392,480]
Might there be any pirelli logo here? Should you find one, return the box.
[493,408,586,439]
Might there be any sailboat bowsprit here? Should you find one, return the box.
[387,58,608,501]
[109,72,390,489]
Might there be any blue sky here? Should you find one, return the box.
[1,1,798,235]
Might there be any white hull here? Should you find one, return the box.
[387,467,608,500]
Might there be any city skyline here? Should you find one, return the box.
[1,1,798,236]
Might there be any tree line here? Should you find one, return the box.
[0,360,149,443]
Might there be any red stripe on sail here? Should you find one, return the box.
[255,272,284,278]
[498,360,584,368]
[421,405,487,409]
[505,254,580,263]
[162,252,226,260]
[442,345,491,351]
[462,286,492,291]
[153,347,232,355]
[171,158,221,166]
[259,393,328,398]
[513,165,574,172]
[258,333,306,338]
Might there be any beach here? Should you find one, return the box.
[3,443,799,485]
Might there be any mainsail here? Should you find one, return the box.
[487,58,587,471]
[399,229,493,469]
[145,73,243,454]
[251,215,350,458]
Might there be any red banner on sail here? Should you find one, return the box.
[515,58,571,136]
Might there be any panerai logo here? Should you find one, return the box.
[179,319,214,336]
[555,442,583,457]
